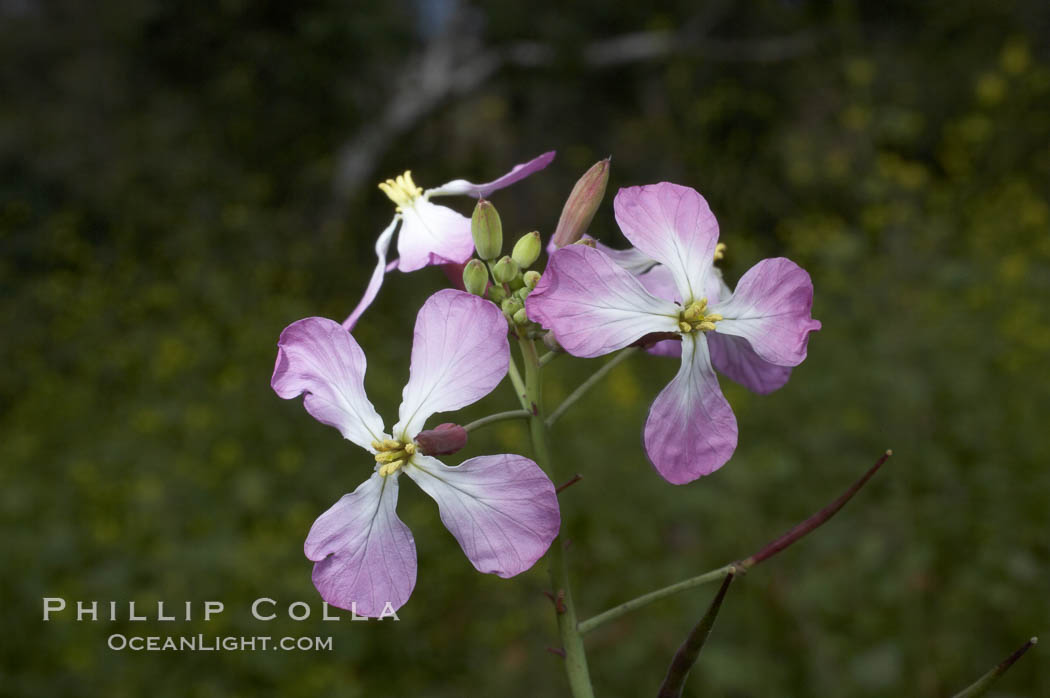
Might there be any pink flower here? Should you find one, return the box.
[527,182,821,484]
[343,151,556,330]
[273,289,560,616]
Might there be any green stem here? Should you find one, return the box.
[519,336,594,698]
[506,354,529,410]
[951,637,1038,698]
[546,347,638,428]
[578,565,736,635]
[462,409,531,433]
[539,350,560,367]
[578,451,893,635]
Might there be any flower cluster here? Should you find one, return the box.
[271,155,819,616]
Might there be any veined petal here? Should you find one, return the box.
[526,245,680,358]
[393,289,509,440]
[636,264,684,357]
[425,151,556,198]
[305,473,416,616]
[710,257,821,367]
[644,334,738,484]
[342,216,398,330]
[595,240,659,275]
[613,183,719,304]
[708,332,793,395]
[272,317,385,451]
[406,454,560,578]
[397,199,474,272]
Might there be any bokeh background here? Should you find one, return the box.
[3,1,1048,695]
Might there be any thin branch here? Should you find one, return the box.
[463,409,530,433]
[657,574,735,698]
[578,450,892,634]
[546,348,637,427]
[952,637,1038,698]
[556,474,583,494]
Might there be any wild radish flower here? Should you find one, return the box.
[273,289,560,616]
[343,151,555,329]
[527,182,820,484]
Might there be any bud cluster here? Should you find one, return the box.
[463,199,544,329]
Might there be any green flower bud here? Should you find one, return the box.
[523,270,541,289]
[551,158,610,248]
[492,255,519,284]
[511,231,542,269]
[514,286,530,302]
[487,285,507,304]
[462,259,489,296]
[512,308,528,325]
[471,199,503,260]
[501,297,523,316]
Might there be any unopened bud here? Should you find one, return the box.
[523,270,541,289]
[501,296,523,316]
[542,331,564,353]
[492,255,519,284]
[551,158,610,248]
[512,308,528,325]
[511,231,542,269]
[462,259,489,296]
[471,199,503,260]
[415,423,468,456]
[487,285,507,304]
[514,286,530,302]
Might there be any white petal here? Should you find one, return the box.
[405,454,560,577]
[393,290,509,440]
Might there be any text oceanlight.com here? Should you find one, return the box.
[107,634,333,652]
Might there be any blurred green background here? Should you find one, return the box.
[2,1,1048,695]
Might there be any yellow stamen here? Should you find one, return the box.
[404,443,417,455]
[378,170,424,211]
[678,298,722,334]
[714,242,727,262]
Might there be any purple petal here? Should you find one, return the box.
[708,332,793,395]
[526,245,679,358]
[644,334,738,484]
[305,473,416,616]
[272,317,385,451]
[636,265,685,357]
[594,240,659,275]
[406,454,560,577]
[613,183,719,304]
[396,199,474,272]
[710,257,821,367]
[342,216,398,330]
[393,289,509,439]
[425,151,556,198]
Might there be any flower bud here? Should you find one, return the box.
[551,158,610,249]
[462,259,489,296]
[512,308,528,325]
[415,423,468,456]
[542,331,564,353]
[501,296,523,316]
[487,285,507,304]
[492,255,519,284]
[471,199,503,260]
[523,270,541,289]
[514,286,530,302]
[511,231,542,269]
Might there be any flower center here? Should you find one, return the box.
[677,298,722,334]
[372,438,417,477]
[378,171,424,212]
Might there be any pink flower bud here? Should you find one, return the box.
[415,423,469,455]
[551,158,610,249]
